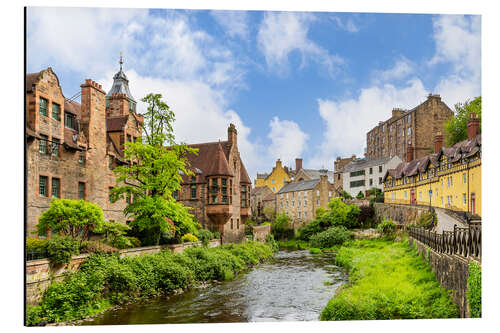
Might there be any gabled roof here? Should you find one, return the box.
[26,71,41,92]
[339,156,393,173]
[263,192,276,201]
[277,179,320,194]
[240,159,252,184]
[183,141,234,182]
[64,99,81,117]
[298,169,334,182]
[206,142,233,177]
[106,116,129,132]
[251,186,268,196]
[63,128,85,151]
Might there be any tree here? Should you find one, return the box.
[36,198,105,243]
[340,190,352,200]
[444,96,481,146]
[112,93,200,245]
[356,191,365,199]
[263,206,276,220]
[271,213,293,239]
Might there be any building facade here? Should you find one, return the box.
[333,155,357,193]
[26,64,143,235]
[339,156,402,198]
[174,124,252,243]
[254,158,291,193]
[383,115,481,217]
[276,171,335,230]
[366,94,453,161]
[250,186,274,219]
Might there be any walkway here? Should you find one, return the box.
[433,208,467,233]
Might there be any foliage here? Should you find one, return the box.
[80,240,119,255]
[95,220,135,249]
[196,229,214,246]
[265,234,279,253]
[263,206,276,220]
[358,205,375,228]
[36,198,105,241]
[277,239,310,250]
[297,219,323,241]
[340,190,352,200]
[356,191,365,199]
[309,248,322,254]
[416,210,437,230]
[26,237,48,252]
[377,218,396,240]
[309,226,353,249]
[320,239,459,320]
[181,233,199,243]
[444,96,481,146]
[261,221,271,226]
[46,236,80,265]
[467,262,481,318]
[271,213,294,240]
[111,93,199,245]
[29,241,274,325]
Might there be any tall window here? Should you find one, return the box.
[190,184,197,200]
[379,165,382,173]
[79,151,85,164]
[463,173,467,184]
[39,176,48,197]
[52,103,60,121]
[39,135,48,154]
[221,178,227,203]
[211,178,218,204]
[231,218,234,229]
[463,193,467,205]
[369,167,373,174]
[237,219,240,229]
[241,185,247,207]
[78,182,85,200]
[109,156,113,170]
[51,138,59,157]
[52,178,60,198]
[39,97,48,116]
[65,113,76,130]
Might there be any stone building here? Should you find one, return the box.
[333,155,357,193]
[250,186,273,219]
[276,170,335,230]
[174,124,252,243]
[384,114,481,217]
[290,158,335,183]
[338,156,402,198]
[26,62,143,235]
[366,94,453,161]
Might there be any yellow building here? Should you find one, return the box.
[254,159,291,193]
[383,123,481,217]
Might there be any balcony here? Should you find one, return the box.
[206,204,232,225]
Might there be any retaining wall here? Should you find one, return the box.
[408,237,480,318]
[26,239,220,305]
[252,225,271,242]
[374,202,429,225]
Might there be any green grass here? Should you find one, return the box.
[277,239,310,250]
[320,239,459,320]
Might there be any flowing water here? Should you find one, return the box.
[83,250,347,325]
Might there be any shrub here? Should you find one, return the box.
[261,221,271,226]
[309,226,353,249]
[46,236,80,265]
[356,191,365,199]
[297,219,323,241]
[467,262,481,318]
[265,234,279,253]
[309,248,322,254]
[271,214,294,240]
[81,240,119,255]
[181,233,199,243]
[196,229,214,246]
[416,210,437,230]
[26,237,48,252]
[377,218,396,240]
[358,205,375,228]
[341,190,352,200]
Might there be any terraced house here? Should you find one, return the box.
[26,62,143,235]
[383,114,481,217]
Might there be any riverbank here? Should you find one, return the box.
[320,238,459,320]
[26,241,275,326]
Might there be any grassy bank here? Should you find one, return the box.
[320,239,459,320]
[26,241,275,325]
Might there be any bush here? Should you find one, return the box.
[81,240,119,255]
[358,205,375,228]
[356,191,365,199]
[297,219,323,241]
[265,234,279,253]
[416,210,437,230]
[309,248,322,254]
[26,237,48,252]
[271,214,294,240]
[309,226,353,249]
[181,233,199,243]
[377,218,396,240]
[467,262,481,318]
[196,229,214,246]
[341,191,352,200]
[46,236,80,265]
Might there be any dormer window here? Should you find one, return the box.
[65,113,77,130]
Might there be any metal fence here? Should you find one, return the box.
[26,249,48,261]
[409,222,481,259]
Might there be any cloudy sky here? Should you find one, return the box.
[26,7,481,180]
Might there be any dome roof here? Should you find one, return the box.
[106,55,135,102]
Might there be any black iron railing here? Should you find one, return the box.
[409,222,481,259]
[26,248,48,261]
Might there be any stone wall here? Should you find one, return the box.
[374,202,429,226]
[409,237,480,318]
[252,225,271,242]
[26,239,221,305]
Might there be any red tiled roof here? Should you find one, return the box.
[240,159,252,184]
[64,100,81,117]
[184,141,233,182]
[106,116,128,132]
[206,142,233,177]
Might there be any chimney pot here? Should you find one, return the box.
[434,132,444,153]
[406,146,415,162]
[295,158,303,172]
[467,113,480,140]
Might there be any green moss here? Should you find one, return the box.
[309,248,322,254]
[467,262,481,318]
[320,239,459,320]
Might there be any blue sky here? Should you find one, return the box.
[26,7,481,180]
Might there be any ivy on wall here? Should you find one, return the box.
[467,262,481,318]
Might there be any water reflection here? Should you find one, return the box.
[84,250,346,325]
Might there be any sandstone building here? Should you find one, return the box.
[174,124,252,243]
[333,155,357,193]
[250,186,274,219]
[276,170,335,230]
[366,94,453,161]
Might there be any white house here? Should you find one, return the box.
[339,156,402,197]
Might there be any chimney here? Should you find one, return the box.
[319,168,328,182]
[295,158,303,172]
[434,131,443,153]
[276,158,282,169]
[406,146,414,162]
[228,123,237,146]
[392,108,405,118]
[467,113,480,140]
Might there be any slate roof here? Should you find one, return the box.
[263,192,276,201]
[251,186,268,196]
[107,69,135,102]
[106,116,129,132]
[299,169,334,182]
[338,157,393,173]
[26,71,41,92]
[277,179,320,194]
[240,159,252,184]
[64,99,81,117]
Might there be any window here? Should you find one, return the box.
[241,185,247,207]
[286,193,289,199]
[450,176,453,187]
[52,178,60,198]
[350,170,365,177]
[463,173,467,184]
[231,218,233,230]
[408,114,411,123]
[407,127,411,136]
[109,156,113,170]
[39,176,48,197]
[286,201,289,208]
[190,184,197,200]
[316,190,320,196]
[79,151,85,164]
[404,191,407,200]
[272,179,275,184]
[463,193,467,206]
[78,182,85,200]
[51,138,59,157]
[419,192,422,201]
[292,201,294,207]
[316,199,320,205]
[237,219,240,229]
[350,180,365,188]
[272,187,275,192]
[39,135,48,154]
[211,178,218,204]
[109,187,115,203]
[298,211,301,218]
[39,97,48,116]
[304,212,307,218]
[369,167,373,174]
[52,103,60,121]
[65,113,77,130]
[329,191,332,197]
[369,179,373,186]
[379,165,382,173]
[441,197,444,206]
[379,177,382,184]
[304,200,307,207]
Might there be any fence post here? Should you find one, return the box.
[453,224,457,255]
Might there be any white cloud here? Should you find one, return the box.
[257,12,343,76]
[267,116,309,167]
[331,16,359,33]
[374,57,415,83]
[210,10,249,39]
[310,79,428,168]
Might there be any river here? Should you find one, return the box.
[83,249,347,325]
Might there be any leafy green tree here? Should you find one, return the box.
[271,213,293,239]
[444,96,481,146]
[356,191,365,199]
[341,190,352,200]
[112,93,200,245]
[263,206,276,220]
[35,198,105,242]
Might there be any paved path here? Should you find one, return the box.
[433,208,467,233]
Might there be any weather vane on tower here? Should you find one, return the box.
[120,51,123,71]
